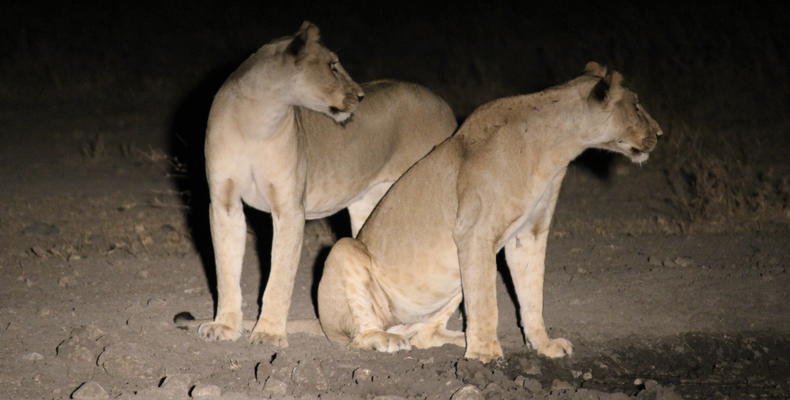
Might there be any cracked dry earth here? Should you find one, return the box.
[0,113,788,399]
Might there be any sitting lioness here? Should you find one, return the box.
[201,21,457,346]
[316,62,662,362]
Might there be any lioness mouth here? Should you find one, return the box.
[329,106,343,114]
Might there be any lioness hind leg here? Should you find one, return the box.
[406,293,466,349]
[318,238,410,353]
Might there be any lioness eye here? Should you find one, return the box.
[329,61,339,73]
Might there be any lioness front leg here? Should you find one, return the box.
[199,180,246,341]
[504,170,573,358]
[250,206,305,347]
[455,234,503,363]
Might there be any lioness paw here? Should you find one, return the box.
[536,338,573,358]
[198,321,241,341]
[464,341,504,363]
[353,331,411,353]
[249,331,289,347]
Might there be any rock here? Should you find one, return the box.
[514,375,542,393]
[71,381,109,399]
[98,342,164,380]
[647,256,662,266]
[159,374,192,395]
[573,388,630,400]
[146,298,167,307]
[59,275,79,288]
[373,396,408,400]
[191,384,221,398]
[450,385,484,400]
[551,379,575,391]
[292,361,328,391]
[22,352,44,361]
[455,359,490,387]
[352,367,373,384]
[674,257,694,267]
[263,378,288,397]
[254,361,272,383]
[482,382,503,398]
[583,371,593,381]
[636,380,683,400]
[517,357,542,375]
[57,326,105,366]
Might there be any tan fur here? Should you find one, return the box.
[200,21,457,346]
[316,62,662,362]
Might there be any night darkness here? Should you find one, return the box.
[1,2,789,399]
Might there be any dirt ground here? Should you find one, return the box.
[0,102,788,400]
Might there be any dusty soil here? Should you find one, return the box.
[1,105,788,400]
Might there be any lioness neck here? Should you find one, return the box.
[225,50,300,142]
[461,77,609,169]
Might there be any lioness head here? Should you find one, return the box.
[286,21,365,124]
[585,61,663,163]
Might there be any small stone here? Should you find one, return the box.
[255,361,272,383]
[352,367,373,383]
[59,275,79,288]
[520,359,541,376]
[138,270,150,279]
[674,257,694,267]
[662,258,676,267]
[159,374,191,394]
[141,236,154,246]
[373,396,408,400]
[450,384,484,400]
[134,224,146,233]
[519,376,542,393]
[37,307,51,317]
[571,369,582,378]
[419,357,435,365]
[582,371,593,381]
[147,298,167,307]
[22,352,44,361]
[482,382,503,397]
[262,378,288,397]
[551,379,574,391]
[191,384,221,398]
[71,381,109,399]
[647,256,662,266]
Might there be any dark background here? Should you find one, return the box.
[3,2,788,222]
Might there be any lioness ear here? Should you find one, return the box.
[604,71,625,105]
[584,61,607,78]
[589,70,625,108]
[287,21,321,58]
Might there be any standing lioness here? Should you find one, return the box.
[202,21,456,346]
[317,62,662,362]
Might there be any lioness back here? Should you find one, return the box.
[300,80,457,215]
